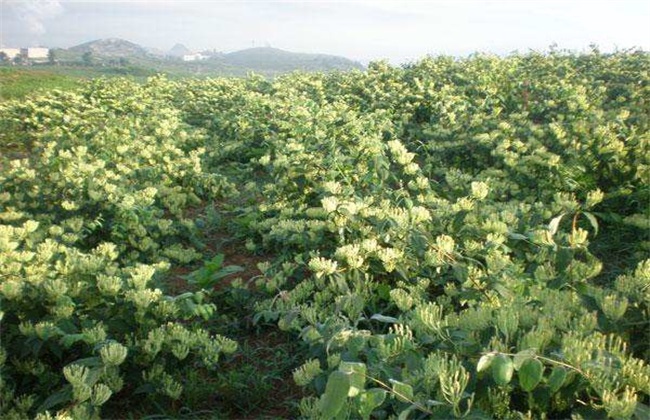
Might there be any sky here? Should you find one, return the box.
[1,0,649,64]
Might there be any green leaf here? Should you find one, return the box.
[555,247,574,272]
[513,349,536,370]
[320,371,350,419]
[518,358,544,392]
[546,366,567,393]
[69,357,103,368]
[492,354,514,386]
[184,253,244,288]
[134,383,156,395]
[508,232,529,241]
[60,333,85,348]
[477,353,495,373]
[358,388,386,420]
[398,405,417,420]
[634,402,650,420]
[339,361,366,397]
[389,379,413,403]
[583,211,599,236]
[211,265,245,281]
[370,314,399,323]
[300,326,322,343]
[493,283,513,299]
[36,385,73,413]
[548,213,565,235]
[205,254,225,269]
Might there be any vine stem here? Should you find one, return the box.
[572,212,579,233]
[364,373,434,415]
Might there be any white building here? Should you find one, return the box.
[22,47,49,60]
[182,53,208,62]
[0,48,21,60]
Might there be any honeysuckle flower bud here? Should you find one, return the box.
[63,364,89,387]
[335,244,364,269]
[471,181,489,200]
[73,384,92,403]
[90,384,113,406]
[308,257,338,278]
[100,342,128,366]
[321,196,339,213]
[409,206,431,224]
[377,247,403,273]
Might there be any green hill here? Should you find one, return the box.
[68,38,149,57]
[61,39,364,76]
[221,47,365,72]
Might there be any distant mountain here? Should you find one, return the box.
[69,38,149,57]
[222,47,364,72]
[145,46,166,56]
[168,43,191,57]
[63,39,364,75]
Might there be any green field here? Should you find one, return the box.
[0,50,649,419]
[0,67,82,100]
[0,66,159,101]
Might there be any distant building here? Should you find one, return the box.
[0,48,21,60]
[182,53,208,62]
[22,47,49,60]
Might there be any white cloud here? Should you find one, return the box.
[2,0,648,61]
[8,0,64,35]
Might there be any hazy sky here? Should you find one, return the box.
[2,0,649,63]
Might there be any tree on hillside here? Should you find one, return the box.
[0,52,8,63]
[48,49,57,65]
[82,51,93,66]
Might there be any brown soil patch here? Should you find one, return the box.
[216,328,307,419]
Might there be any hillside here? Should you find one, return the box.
[68,38,149,57]
[60,39,364,76]
[168,43,191,57]
[221,47,365,72]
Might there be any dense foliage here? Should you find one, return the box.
[1,49,649,419]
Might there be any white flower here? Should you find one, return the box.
[61,200,78,211]
[100,342,128,366]
[322,181,342,194]
[308,257,338,278]
[404,162,420,175]
[335,244,364,269]
[387,140,415,165]
[259,155,271,165]
[361,238,379,253]
[321,196,339,213]
[436,235,455,254]
[409,206,431,224]
[339,201,360,216]
[377,247,404,272]
[470,181,489,200]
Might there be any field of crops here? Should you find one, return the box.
[1,50,649,419]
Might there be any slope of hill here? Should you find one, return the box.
[58,39,364,76]
[168,43,191,57]
[222,47,364,72]
[69,38,149,57]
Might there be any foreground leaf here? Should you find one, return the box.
[492,354,514,386]
[320,371,350,419]
[547,366,568,393]
[519,358,544,392]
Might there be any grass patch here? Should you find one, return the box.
[0,67,82,100]
[0,65,158,101]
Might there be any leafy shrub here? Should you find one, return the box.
[1,50,648,418]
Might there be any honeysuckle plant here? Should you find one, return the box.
[1,50,648,418]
